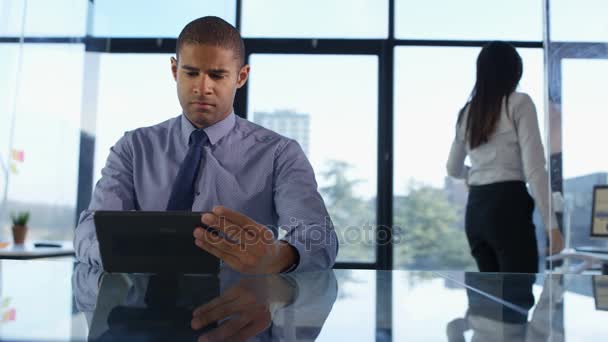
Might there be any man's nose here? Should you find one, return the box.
[194,75,213,95]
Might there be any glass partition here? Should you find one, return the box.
[547,0,608,270]
[0,0,85,242]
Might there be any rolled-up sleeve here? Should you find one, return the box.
[273,140,338,272]
[74,132,136,266]
[447,133,469,180]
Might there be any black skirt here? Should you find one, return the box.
[465,180,539,273]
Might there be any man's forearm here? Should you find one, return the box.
[74,210,103,267]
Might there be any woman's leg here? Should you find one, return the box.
[466,190,500,272]
[491,186,539,273]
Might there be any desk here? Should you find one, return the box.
[0,241,74,259]
[0,260,605,341]
[547,248,608,274]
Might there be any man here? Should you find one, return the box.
[74,16,338,274]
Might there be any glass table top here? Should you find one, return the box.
[0,259,605,341]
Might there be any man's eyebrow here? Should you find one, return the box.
[208,68,229,74]
[181,65,200,71]
[180,66,229,74]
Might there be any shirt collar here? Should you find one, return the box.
[180,111,236,146]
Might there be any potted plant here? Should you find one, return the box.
[10,211,29,245]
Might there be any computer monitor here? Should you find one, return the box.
[591,185,608,238]
[593,275,608,311]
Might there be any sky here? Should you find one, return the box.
[0,0,607,210]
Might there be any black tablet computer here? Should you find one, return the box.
[94,211,220,274]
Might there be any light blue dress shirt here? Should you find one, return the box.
[74,112,338,272]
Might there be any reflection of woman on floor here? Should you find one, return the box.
[447,41,564,273]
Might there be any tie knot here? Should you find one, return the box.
[189,129,208,147]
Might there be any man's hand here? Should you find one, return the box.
[190,276,295,341]
[193,206,298,274]
[191,279,272,342]
[547,228,564,255]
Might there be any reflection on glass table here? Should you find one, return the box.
[438,271,608,342]
[73,264,338,342]
[0,260,607,341]
[445,273,539,341]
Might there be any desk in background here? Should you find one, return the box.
[0,241,74,259]
[548,248,608,274]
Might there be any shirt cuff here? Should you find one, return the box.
[280,242,300,273]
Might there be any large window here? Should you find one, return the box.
[545,0,607,261]
[247,54,378,263]
[0,0,86,36]
[393,46,545,270]
[395,0,542,41]
[93,0,236,37]
[242,0,388,38]
[1,0,567,272]
[92,53,179,186]
[550,0,608,42]
[0,44,84,241]
[561,59,608,250]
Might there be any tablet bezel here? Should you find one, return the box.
[94,211,220,274]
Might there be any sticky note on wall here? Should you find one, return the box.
[11,150,24,163]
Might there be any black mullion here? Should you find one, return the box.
[244,38,383,54]
[376,0,396,272]
[85,37,177,53]
[377,3,395,342]
[0,37,553,50]
[79,37,546,54]
[85,37,385,54]
[394,39,543,48]
[235,0,242,32]
[377,41,394,271]
[333,262,378,270]
[388,0,395,39]
[0,36,545,49]
[0,37,84,43]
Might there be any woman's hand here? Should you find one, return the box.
[547,228,564,255]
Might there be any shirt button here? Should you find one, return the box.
[196,191,201,196]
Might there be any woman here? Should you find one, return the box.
[446,41,563,273]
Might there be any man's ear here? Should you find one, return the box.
[171,57,178,81]
[236,64,250,89]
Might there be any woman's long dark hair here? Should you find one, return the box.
[457,41,523,149]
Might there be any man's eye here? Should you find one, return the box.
[210,74,224,79]
[186,72,198,77]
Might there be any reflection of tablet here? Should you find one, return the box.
[593,276,608,311]
[89,273,219,340]
[94,211,219,274]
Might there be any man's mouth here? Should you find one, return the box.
[191,101,214,108]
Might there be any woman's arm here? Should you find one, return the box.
[447,133,469,180]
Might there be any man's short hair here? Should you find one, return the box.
[176,16,245,67]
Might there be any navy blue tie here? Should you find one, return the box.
[166,129,208,210]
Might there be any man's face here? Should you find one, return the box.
[171,43,249,128]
